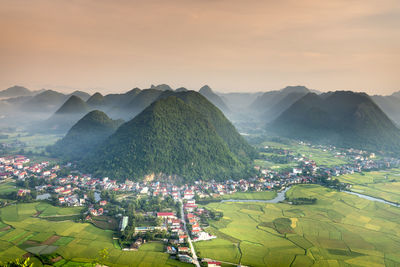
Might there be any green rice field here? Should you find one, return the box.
[219,190,277,200]
[195,184,400,267]
[339,169,400,204]
[0,202,190,267]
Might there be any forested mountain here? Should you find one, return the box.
[68,90,91,101]
[102,88,141,108]
[123,89,165,118]
[54,95,89,114]
[44,96,91,133]
[270,91,400,152]
[86,92,105,107]
[47,110,123,160]
[150,84,173,91]
[80,92,255,181]
[175,87,189,92]
[199,85,229,112]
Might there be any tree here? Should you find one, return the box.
[0,257,33,267]
[93,248,109,266]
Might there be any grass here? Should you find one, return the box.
[0,202,185,266]
[195,184,400,267]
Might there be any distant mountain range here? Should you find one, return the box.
[3,83,400,155]
[0,86,33,98]
[269,91,400,152]
[79,91,255,181]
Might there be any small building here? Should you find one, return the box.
[178,247,189,254]
[157,212,175,219]
[120,216,129,231]
[166,246,177,254]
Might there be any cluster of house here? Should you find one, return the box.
[182,198,216,242]
[255,143,400,189]
[0,155,57,180]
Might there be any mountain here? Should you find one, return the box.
[80,91,255,181]
[43,96,91,133]
[47,110,123,160]
[371,94,400,125]
[87,92,105,107]
[67,90,90,101]
[55,95,89,114]
[150,84,173,91]
[103,88,141,108]
[263,91,309,122]
[175,87,188,92]
[18,90,91,113]
[270,91,400,152]
[0,86,31,98]
[391,91,400,98]
[251,85,311,111]
[199,85,229,112]
[123,89,165,118]
[217,92,263,110]
[21,90,67,112]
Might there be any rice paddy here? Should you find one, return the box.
[339,168,400,204]
[0,202,190,266]
[195,184,400,267]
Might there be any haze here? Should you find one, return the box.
[0,0,399,94]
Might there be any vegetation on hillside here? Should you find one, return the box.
[270,91,400,153]
[47,110,123,160]
[80,94,255,181]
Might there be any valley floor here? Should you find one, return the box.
[195,184,400,267]
[0,202,191,267]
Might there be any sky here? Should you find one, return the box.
[0,0,399,95]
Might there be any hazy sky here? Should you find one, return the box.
[0,0,399,94]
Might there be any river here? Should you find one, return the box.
[343,190,400,207]
[220,186,400,208]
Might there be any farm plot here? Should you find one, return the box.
[195,184,400,267]
[0,202,185,266]
[219,190,277,200]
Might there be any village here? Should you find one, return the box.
[1,142,400,266]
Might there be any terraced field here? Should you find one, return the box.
[339,169,400,204]
[0,202,190,267]
[195,184,400,267]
